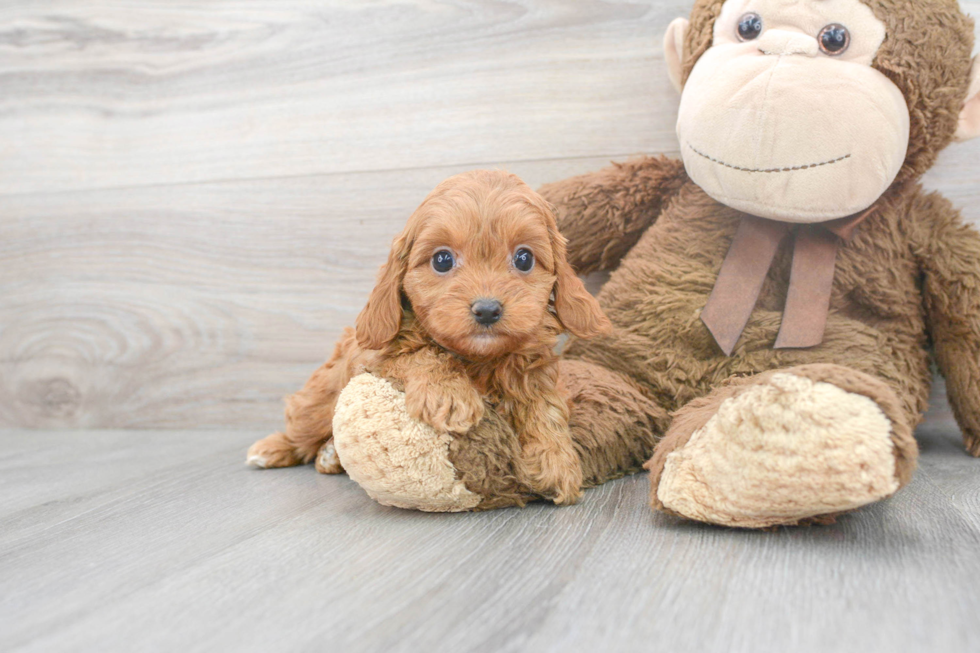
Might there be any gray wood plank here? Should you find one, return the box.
[0,0,691,195]
[1,424,979,653]
[0,0,973,196]
[0,0,978,432]
[0,157,618,429]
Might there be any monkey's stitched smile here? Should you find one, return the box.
[688,144,851,173]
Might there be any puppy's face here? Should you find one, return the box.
[403,189,557,358]
[355,171,611,358]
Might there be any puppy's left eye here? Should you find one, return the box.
[513,248,534,272]
[432,249,455,273]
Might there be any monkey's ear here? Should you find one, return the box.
[955,56,980,142]
[664,18,689,95]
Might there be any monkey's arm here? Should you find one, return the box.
[910,189,980,456]
[538,155,687,274]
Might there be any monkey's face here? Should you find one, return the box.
[675,0,909,222]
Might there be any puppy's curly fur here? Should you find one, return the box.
[247,170,611,504]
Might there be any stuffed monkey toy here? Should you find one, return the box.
[323,0,980,527]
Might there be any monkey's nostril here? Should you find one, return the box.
[471,299,502,326]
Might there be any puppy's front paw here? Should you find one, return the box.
[406,382,485,433]
[522,441,584,505]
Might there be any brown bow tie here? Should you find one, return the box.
[701,210,872,356]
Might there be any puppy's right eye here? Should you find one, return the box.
[431,250,455,273]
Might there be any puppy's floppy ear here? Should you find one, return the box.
[547,210,612,339]
[355,231,411,350]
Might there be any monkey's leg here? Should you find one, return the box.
[644,364,919,528]
[327,361,668,511]
[559,359,671,487]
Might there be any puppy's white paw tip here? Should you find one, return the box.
[246,455,268,468]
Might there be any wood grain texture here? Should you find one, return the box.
[0,158,619,429]
[0,0,979,429]
[1,419,979,653]
[0,0,690,195]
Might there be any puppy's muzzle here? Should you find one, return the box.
[471,299,502,326]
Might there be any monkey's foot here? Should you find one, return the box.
[645,366,915,528]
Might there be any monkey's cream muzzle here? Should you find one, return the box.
[678,44,910,222]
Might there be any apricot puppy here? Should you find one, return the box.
[247,170,611,504]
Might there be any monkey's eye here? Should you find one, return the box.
[513,248,534,273]
[737,13,763,41]
[431,249,455,273]
[818,24,850,55]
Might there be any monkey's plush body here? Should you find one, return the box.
[324,0,980,527]
[544,160,967,526]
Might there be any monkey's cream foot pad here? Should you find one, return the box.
[332,373,481,512]
[657,373,900,528]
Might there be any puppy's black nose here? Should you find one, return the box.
[471,299,502,326]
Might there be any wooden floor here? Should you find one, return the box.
[3,2,980,651]
[3,394,980,653]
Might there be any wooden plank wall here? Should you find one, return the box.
[1,1,978,429]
